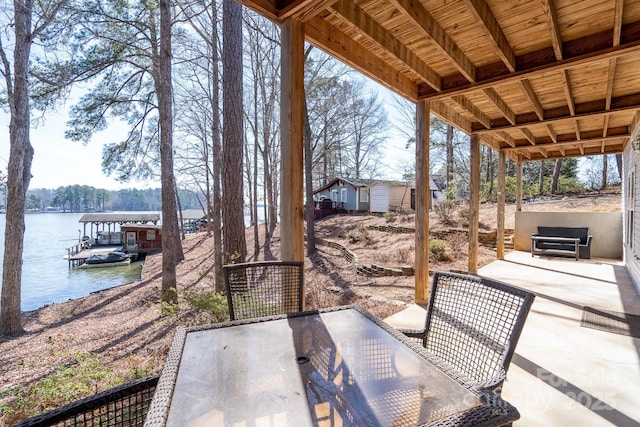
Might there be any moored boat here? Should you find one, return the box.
[80,251,132,268]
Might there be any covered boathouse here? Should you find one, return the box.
[79,213,160,246]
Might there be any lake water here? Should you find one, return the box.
[0,212,146,312]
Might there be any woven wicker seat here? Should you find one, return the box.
[400,271,535,393]
[15,376,158,427]
[223,261,304,320]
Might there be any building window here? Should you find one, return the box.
[331,190,338,201]
[360,189,369,202]
[341,188,347,202]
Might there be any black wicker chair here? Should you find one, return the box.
[15,376,158,427]
[223,261,304,320]
[400,271,535,393]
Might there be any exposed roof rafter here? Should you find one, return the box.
[463,0,516,72]
[483,87,516,125]
[389,0,476,82]
[541,0,563,60]
[330,1,442,91]
[520,79,544,121]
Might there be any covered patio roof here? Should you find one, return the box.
[237,0,640,161]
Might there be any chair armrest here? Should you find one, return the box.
[586,235,593,246]
[398,328,426,345]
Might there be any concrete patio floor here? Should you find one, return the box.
[384,251,640,426]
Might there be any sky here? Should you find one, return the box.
[0,109,158,191]
[0,81,415,193]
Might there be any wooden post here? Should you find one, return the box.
[280,19,305,266]
[497,150,506,260]
[516,158,523,212]
[415,100,430,304]
[468,134,480,274]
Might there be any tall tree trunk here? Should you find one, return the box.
[210,1,223,291]
[602,154,608,189]
[222,0,246,264]
[538,161,545,194]
[616,153,623,181]
[445,124,454,198]
[551,159,562,194]
[0,0,32,336]
[304,91,316,255]
[486,147,494,199]
[157,0,180,305]
[253,77,260,256]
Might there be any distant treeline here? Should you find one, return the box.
[26,185,202,212]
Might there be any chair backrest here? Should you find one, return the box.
[423,271,535,391]
[223,261,304,320]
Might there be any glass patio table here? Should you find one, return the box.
[144,305,519,426]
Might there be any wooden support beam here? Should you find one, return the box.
[415,100,430,304]
[603,114,610,137]
[483,87,516,125]
[305,17,418,101]
[423,34,640,102]
[463,0,516,72]
[474,93,640,134]
[606,58,617,110]
[280,19,305,264]
[575,121,581,140]
[497,150,506,260]
[537,146,548,158]
[614,0,624,46]
[520,79,544,121]
[279,0,338,21]
[561,70,576,116]
[497,131,516,147]
[520,127,536,144]
[468,134,480,274]
[516,160,523,212]
[331,1,442,91]
[504,134,628,155]
[389,0,476,82]
[546,124,558,142]
[431,101,472,132]
[451,95,492,128]
[541,0,563,60]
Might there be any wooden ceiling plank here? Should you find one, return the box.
[561,70,575,116]
[483,87,515,125]
[463,0,515,72]
[541,0,563,60]
[279,0,339,22]
[606,58,617,110]
[451,95,492,128]
[614,0,624,47]
[559,146,566,156]
[520,127,536,144]
[389,0,476,82]
[520,79,544,121]
[305,17,418,101]
[330,1,441,91]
